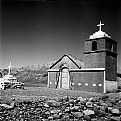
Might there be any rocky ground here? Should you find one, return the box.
[0,87,121,121]
[0,95,121,121]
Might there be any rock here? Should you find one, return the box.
[83,109,95,116]
[78,97,87,105]
[2,96,121,120]
[89,97,93,102]
[101,102,108,107]
[80,105,86,110]
[0,101,15,109]
[101,95,109,100]
[91,97,100,102]
[111,108,120,115]
[109,98,117,104]
[93,103,100,108]
[93,107,105,117]
[106,102,113,107]
[71,105,80,111]
[54,114,61,119]
[47,100,60,107]
[19,111,23,114]
[59,112,63,116]
[62,96,69,103]
[73,112,83,118]
[62,114,70,121]
[77,96,83,100]
[110,116,121,121]
[104,118,112,121]
[86,102,93,108]
[38,103,44,107]
[50,109,61,114]
[91,118,99,121]
[108,107,113,111]
[44,111,50,115]
[64,107,71,113]
[96,117,110,121]
[44,103,49,108]
[61,105,66,111]
[48,116,54,120]
[83,115,91,121]
[36,108,42,111]
[116,101,121,107]
[100,105,108,113]
[69,99,74,103]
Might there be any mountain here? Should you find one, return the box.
[0,61,56,87]
[13,65,48,87]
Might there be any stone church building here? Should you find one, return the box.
[47,21,118,93]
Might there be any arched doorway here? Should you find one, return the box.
[61,67,70,89]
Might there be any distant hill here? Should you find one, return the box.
[1,62,55,87]
[13,65,48,87]
[0,61,56,87]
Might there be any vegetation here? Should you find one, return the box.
[14,65,48,87]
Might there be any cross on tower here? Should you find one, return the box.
[97,21,104,31]
[8,62,13,75]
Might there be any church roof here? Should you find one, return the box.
[89,30,111,39]
[89,21,111,39]
[49,54,84,69]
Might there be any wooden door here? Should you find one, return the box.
[61,68,70,89]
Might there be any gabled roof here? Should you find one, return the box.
[49,54,84,69]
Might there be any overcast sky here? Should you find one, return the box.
[1,0,121,71]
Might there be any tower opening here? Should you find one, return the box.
[92,41,97,51]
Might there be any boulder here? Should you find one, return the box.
[100,105,108,113]
[47,100,60,107]
[110,116,121,121]
[93,107,105,117]
[101,95,109,100]
[72,112,83,118]
[111,108,120,116]
[48,116,54,120]
[64,107,71,113]
[83,109,95,116]
[116,101,121,107]
[83,115,91,121]
[50,109,61,114]
[86,102,93,108]
[0,101,15,109]
[78,98,87,105]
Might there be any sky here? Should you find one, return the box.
[1,0,121,71]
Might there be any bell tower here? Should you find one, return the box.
[84,21,118,81]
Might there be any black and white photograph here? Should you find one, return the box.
[0,0,121,120]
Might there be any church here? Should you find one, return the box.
[47,21,118,93]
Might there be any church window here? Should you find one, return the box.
[111,44,114,52]
[110,43,114,52]
[92,41,97,51]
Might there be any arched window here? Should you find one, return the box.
[110,43,114,52]
[92,41,97,51]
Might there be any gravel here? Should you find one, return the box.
[0,87,121,120]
